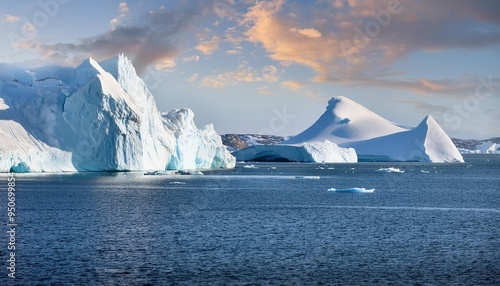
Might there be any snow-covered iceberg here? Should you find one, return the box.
[233,140,357,163]
[0,55,235,172]
[283,97,463,163]
[376,167,405,173]
[327,187,375,193]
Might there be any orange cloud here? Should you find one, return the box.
[195,35,221,55]
[239,0,500,97]
[3,15,20,22]
[202,64,279,88]
[282,80,305,90]
[242,0,340,73]
[290,27,322,38]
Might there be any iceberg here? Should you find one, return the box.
[0,55,235,172]
[376,167,405,173]
[233,140,357,163]
[284,97,463,163]
[295,176,320,179]
[328,188,375,193]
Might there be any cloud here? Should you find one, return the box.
[119,2,129,13]
[396,99,447,114]
[12,0,500,96]
[3,15,20,22]
[195,35,221,55]
[240,0,500,96]
[183,55,200,62]
[257,86,272,94]
[225,49,241,55]
[225,26,245,43]
[282,80,305,90]
[154,58,176,71]
[110,2,130,30]
[23,2,209,74]
[186,73,199,83]
[289,27,322,38]
[313,74,500,98]
[241,0,342,73]
[202,64,279,88]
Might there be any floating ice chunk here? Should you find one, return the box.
[328,187,375,193]
[376,167,404,173]
[170,181,186,185]
[178,170,204,175]
[243,164,258,169]
[295,176,320,179]
[420,170,430,173]
[144,170,177,175]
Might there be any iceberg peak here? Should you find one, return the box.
[75,57,109,86]
[99,54,136,82]
[285,96,406,144]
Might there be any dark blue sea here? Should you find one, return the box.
[1,154,499,285]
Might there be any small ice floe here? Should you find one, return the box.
[316,166,325,170]
[270,167,277,170]
[178,170,204,175]
[144,170,176,176]
[295,176,320,179]
[376,167,405,173]
[328,187,375,193]
[327,167,335,170]
[420,170,430,173]
[170,181,186,185]
[243,164,258,169]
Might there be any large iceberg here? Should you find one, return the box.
[0,55,235,172]
[233,96,463,163]
[284,96,463,162]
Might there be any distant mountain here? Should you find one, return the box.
[227,96,464,163]
[223,135,500,155]
[452,137,500,154]
[220,134,286,152]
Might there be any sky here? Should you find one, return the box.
[0,0,499,139]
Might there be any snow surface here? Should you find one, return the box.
[233,140,357,163]
[0,54,235,172]
[284,96,407,144]
[283,96,463,163]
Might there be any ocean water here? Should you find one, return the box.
[1,154,499,285]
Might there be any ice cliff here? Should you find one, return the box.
[0,55,235,172]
